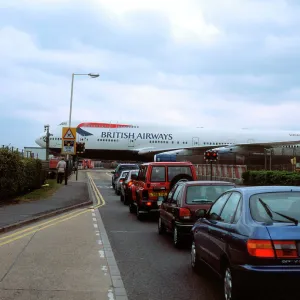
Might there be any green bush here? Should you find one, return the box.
[0,149,43,201]
[242,170,300,186]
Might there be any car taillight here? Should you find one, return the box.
[273,241,298,258]
[247,240,298,258]
[179,208,191,219]
[247,240,274,258]
[120,179,123,183]
[128,181,133,187]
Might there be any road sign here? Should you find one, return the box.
[62,127,77,140]
[61,140,76,155]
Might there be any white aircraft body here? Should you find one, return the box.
[35,121,300,160]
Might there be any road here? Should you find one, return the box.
[92,170,224,300]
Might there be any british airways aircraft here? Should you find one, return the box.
[35,120,300,161]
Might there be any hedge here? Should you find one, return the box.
[0,148,43,201]
[242,170,300,186]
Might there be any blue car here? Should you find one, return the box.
[191,186,300,300]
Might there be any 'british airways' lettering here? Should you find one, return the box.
[100,132,173,140]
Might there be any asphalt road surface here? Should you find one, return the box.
[93,170,224,300]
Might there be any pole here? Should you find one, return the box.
[45,125,50,161]
[65,73,75,185]
[210,160,212,181]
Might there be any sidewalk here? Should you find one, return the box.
[0,171,90,231]
[0,208,113,300]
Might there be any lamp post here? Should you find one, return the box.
[65,73,100,185]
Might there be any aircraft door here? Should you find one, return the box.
[109,120,120,134]
[128,138,135,148]
[192,137,199,146]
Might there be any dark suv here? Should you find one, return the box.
[111,163,139,188]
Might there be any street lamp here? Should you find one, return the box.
[68,73,100,127]
[65,72,99,185]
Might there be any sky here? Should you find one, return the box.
[1,0,300,149]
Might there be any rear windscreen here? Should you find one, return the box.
[186,185,235,204]
[151,166,166,182]
[250,192,300,223]
[119,165,139,171]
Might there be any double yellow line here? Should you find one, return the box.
[0,172,105,247]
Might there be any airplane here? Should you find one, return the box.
[35,120,300,161]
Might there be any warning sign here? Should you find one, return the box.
[61,140,76,155]
[62,127,77,140]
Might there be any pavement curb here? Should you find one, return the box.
[87,177,129,300]
[0,199,92,234]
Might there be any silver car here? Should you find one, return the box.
[114,170,130,195]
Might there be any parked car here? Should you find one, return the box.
[115,170,130,195]
[191,186,300,300]
[129,162,198,220]
[158,181,235,247]
[111,163,139,188]
[120,169,139,205]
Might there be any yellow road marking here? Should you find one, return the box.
[0,172,106,247]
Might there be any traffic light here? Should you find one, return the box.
[76,142,85,154]
[204,150,218,162]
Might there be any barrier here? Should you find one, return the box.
[195,164,247,184]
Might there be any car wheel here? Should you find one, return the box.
[120,194,124,202]
[129,202,135,213]
[158,216,166,234]
[223,265,240,300]
[123,195,128,205]
[173,225,182,248]
[191,241,202,271]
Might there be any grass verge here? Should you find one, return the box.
[15,179,62,203]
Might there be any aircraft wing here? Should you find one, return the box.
[134,139,298,156]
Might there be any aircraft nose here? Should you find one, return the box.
[35,137,41,146]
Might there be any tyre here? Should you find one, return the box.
[223,264,241,300]
[129,202,135,213]
[173,225,183,248]
[158,216,166,234]
[136,206,143,220]
[120,194,124,202]
[191,240,202,272]
[169,174,193,190]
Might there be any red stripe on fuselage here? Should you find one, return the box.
[77,122,132,128]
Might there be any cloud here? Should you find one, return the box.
[1,0,300,149]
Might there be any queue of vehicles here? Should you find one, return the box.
[110,162,300,300]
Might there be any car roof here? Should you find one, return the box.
[229,186,300,198]
[141,162,193,166]
[181,181,235,186]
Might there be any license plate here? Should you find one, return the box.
[157,192,167,196]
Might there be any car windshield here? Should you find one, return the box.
[186,185,235,204]
[250,192,300,223]
[119,165,138,171]
[167,166,192,181]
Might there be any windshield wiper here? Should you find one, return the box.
[192,199,212,203]
[258,198,298,226]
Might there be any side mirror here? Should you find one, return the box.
[131,174,138,180]
[195,209,207,218]
[111,171,115,174]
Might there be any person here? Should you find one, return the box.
[56,157,66,184]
